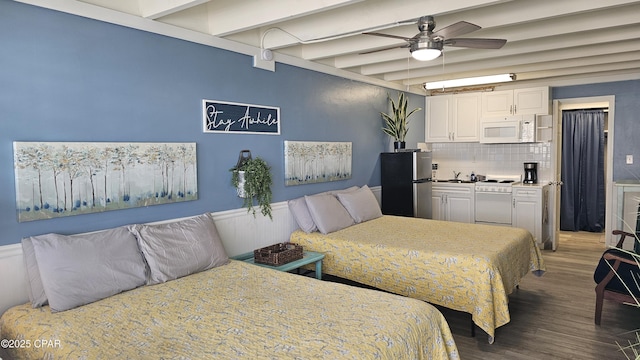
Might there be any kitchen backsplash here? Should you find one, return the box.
[429,142,552,183]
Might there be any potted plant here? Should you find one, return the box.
[381,92,422,150]
[230,153,273,219]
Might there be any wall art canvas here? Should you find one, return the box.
[13,142,198,222]
[202,99,280,135]
[284,141,352,186]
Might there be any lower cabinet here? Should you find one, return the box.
[512,185,550,246]
[432,184,475,223]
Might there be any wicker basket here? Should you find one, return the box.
[254,243,303,266]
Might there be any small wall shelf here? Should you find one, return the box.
[536,115,553,142]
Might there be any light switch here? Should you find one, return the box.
[626,155,633,164]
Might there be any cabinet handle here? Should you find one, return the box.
[510,105,513,114]
[513,198,516,208]
[514,104,517,114]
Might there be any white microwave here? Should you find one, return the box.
[480,114,536,144]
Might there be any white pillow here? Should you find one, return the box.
[304,194,355,234]
[30,227,147,312]
[336,185,382,223]
[129,213,229,285]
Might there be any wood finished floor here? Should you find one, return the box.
[316,231,640,359]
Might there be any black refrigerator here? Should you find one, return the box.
[380,150,432,219]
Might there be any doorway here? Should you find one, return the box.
[550,96,615,251]
[559,109,606,232]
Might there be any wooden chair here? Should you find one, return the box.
[594,230,640,325]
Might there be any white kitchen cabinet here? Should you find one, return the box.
[426,93,480,142]
[512,185,550,246]
[481,87,549,118]
[432,183,475,223]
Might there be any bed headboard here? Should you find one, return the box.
[0,187,381,316]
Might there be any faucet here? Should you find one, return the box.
[453,171,461,180]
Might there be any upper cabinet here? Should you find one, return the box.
[481,86,550,118]
[426,93,480,143]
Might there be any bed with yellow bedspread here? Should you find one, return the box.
[290,215,546,342]
[0,259,459,360]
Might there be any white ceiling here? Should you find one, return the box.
[20,0,640,93]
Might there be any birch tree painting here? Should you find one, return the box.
[284,141,352,186]
[13,142,197,222]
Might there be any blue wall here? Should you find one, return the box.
[552,80,640,181]
[0,0,425,246]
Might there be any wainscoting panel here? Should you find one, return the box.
[210,202,299,257]
[0,243,29,315]
[0,186,381,316]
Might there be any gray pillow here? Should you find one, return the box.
[288,197,318,233]
[305,194,355,234]
[326,186,360,196]
[129,213,229,285]
[30,226,147,313]
[336,185,383,223]
[289,186,359,233]
[21,237,48,308]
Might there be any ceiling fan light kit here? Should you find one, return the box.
[424,73,516,90]
[410,39,443,61]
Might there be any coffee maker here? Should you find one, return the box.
[523,162,538,184]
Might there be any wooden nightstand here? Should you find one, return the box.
[231,251,325,280]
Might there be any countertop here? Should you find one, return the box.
[432,179,475,184]
[513,183,549,188]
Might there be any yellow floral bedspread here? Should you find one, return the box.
[290,215,546,339]
[0,260,459,360]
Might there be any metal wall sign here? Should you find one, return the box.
[202,99,280,135]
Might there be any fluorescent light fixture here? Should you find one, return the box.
[425,73,516,90]
[411,48,441,61]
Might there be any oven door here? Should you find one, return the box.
[475,191,512,225]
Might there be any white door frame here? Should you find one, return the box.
[550,95,615,250]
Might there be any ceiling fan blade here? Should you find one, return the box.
[433,21,481,39]
[363,32,412,41]
[359,44,410,55]
[444,38,507,49]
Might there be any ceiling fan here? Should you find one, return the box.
[363,16,507,61]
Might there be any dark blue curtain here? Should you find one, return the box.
[560,109,605,232]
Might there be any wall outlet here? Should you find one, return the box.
[626,155,633,164]
[432,163,438,170]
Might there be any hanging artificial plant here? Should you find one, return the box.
[230,154,273,219]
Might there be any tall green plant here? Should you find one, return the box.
[381,92,422,142]
[231,157,273,219]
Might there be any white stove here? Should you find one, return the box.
[475,174,521,193]
[475,174,521,226]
